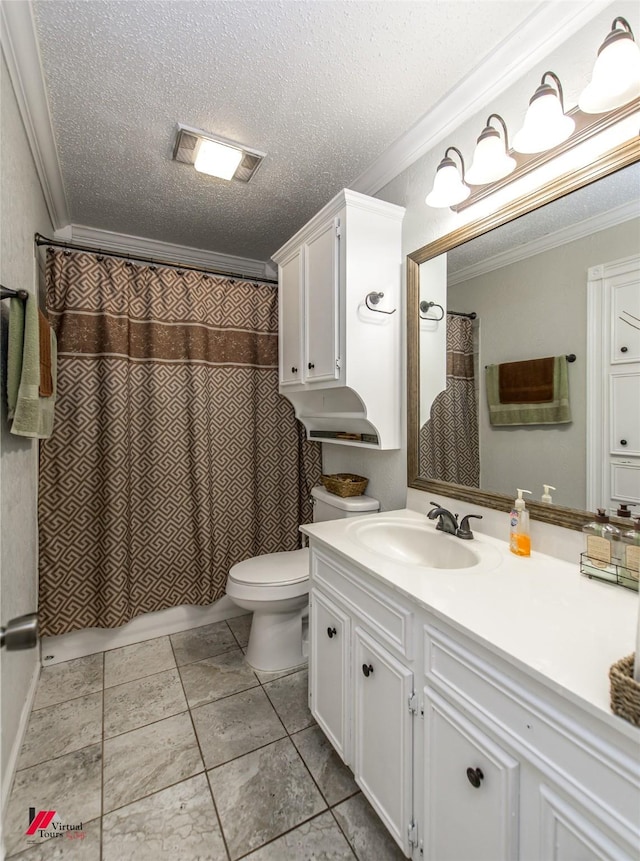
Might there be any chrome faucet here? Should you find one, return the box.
[427,502,483,540]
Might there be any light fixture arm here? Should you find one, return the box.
[539,71,565,111]
[444,146,466,180]
[485,113,510,150]
[611,16,634,37]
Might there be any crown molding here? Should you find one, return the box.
[448,200,638,286]
[0,0,69,229]
[350,0,613,196]
[55,225,274,279]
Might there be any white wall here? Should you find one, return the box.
[326,1,639,524]
[0,53,52,803]
[450,218,639,509]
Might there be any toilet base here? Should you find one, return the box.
[244,606,307,673]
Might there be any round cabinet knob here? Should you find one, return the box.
[620,346,628,353]
[308,362,315,370]
[291,366,298,374]
[620,439,628,446]
[362,663,374,678]
[327,626,337,639]
[466,767,484,788]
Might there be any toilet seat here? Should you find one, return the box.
[226,548,309,602]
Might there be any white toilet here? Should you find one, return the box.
[226,485,379,672]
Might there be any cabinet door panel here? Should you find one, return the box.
[354,626,413,857]
[309,589,351,763]
[279,249,303,385]
[424,689,519,861]
[304,219,339,383]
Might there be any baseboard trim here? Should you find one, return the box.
[1,659,40,820]
[40,597,248,666]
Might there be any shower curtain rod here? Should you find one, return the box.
[34,233,278,285]
[448,310,477,320]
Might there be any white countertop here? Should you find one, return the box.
[301,508,639,739]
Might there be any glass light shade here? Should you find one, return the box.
[512,90,575,154]
[425,162,470,207]
[465,132,517,185]
[579,34,640,113]
[194,139,243,179]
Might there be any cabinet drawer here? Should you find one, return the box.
[424,624,640,837]
[312,548,413,658]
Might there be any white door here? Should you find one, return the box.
[304,217,340,383]
[587,256,640,513]
[309,588,351,763]
[423,689,519,861]
[278,248,303,386]
[354,626,414,857]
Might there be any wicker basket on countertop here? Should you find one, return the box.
[320,473,369,498]
[609,653,640,727]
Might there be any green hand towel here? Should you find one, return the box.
[486,356,571,426]
[7,294,57,439]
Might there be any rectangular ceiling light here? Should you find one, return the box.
[194,139,243,179]
[173,124,265,183]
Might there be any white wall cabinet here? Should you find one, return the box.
[308,542,640,861]
[272,189,405,449]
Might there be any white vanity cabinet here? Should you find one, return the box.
[272,189,405,449]
[309,548,416,857]
[307,540,640,861]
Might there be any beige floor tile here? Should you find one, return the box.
[33,654,103,711]
[226,614,252,648]
[263,669,314,734]
[170,621,237,666]
[17,693,102,770]
[332,792,406,861]
[291,725,357,806]
[243,811,354,860]
[104,636,175,688]
[178,647,258,709]
[104,668,187,738]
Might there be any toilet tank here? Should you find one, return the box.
[310,485,379,522]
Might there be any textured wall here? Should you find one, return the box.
[0,53,53,799]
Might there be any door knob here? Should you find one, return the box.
[327,626,337,638]
[0,613,38,651]
[362,663,374,677]
[466,767,484,788]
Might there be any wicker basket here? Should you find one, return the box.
[609,653,640,727]
[320,473,369,498]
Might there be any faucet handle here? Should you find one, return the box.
[457,514,483,540]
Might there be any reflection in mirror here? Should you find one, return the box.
[408,140,640,530]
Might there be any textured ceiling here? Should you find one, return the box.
[33,0,537,262]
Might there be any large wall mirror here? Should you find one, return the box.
[407,138,640,531]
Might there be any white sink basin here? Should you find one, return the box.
[348,519,486,569]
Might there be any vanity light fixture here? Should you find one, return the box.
[512,71,575,154]
[173,124,266,183]
[579,17,640,113]
[465,114,516,185]
[425,147,470,208]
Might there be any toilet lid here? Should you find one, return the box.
[229,548,310,586]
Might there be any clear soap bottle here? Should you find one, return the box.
[510,489,531,557]
[620,518,640,588]
[582,509,621,582]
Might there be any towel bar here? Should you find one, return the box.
[1,285,29,301]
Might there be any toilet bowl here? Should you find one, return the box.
[226,486,379,672]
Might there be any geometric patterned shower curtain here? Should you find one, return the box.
[38,248,321,637]
[419,313,479,487]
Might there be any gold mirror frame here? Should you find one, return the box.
[407,136,640,531]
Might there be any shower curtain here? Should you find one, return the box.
[420,314,479,487]
[38,248,321,637]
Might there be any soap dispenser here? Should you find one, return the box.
[582,509,621,582]
[620,518,640,586]
[541,484,556,504]
[510,489,531,557]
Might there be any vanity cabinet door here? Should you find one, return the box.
[354,626,414,857]
[423,688,519,861]
[278,247,303,386]
[309,588,351,764]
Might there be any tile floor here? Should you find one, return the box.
[3,615,405,861]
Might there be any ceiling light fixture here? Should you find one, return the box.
[173,124,266,183]
[425,147,470,208]
[579,17,640,113]
[512,71,575,154]
[465,114,516,185]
